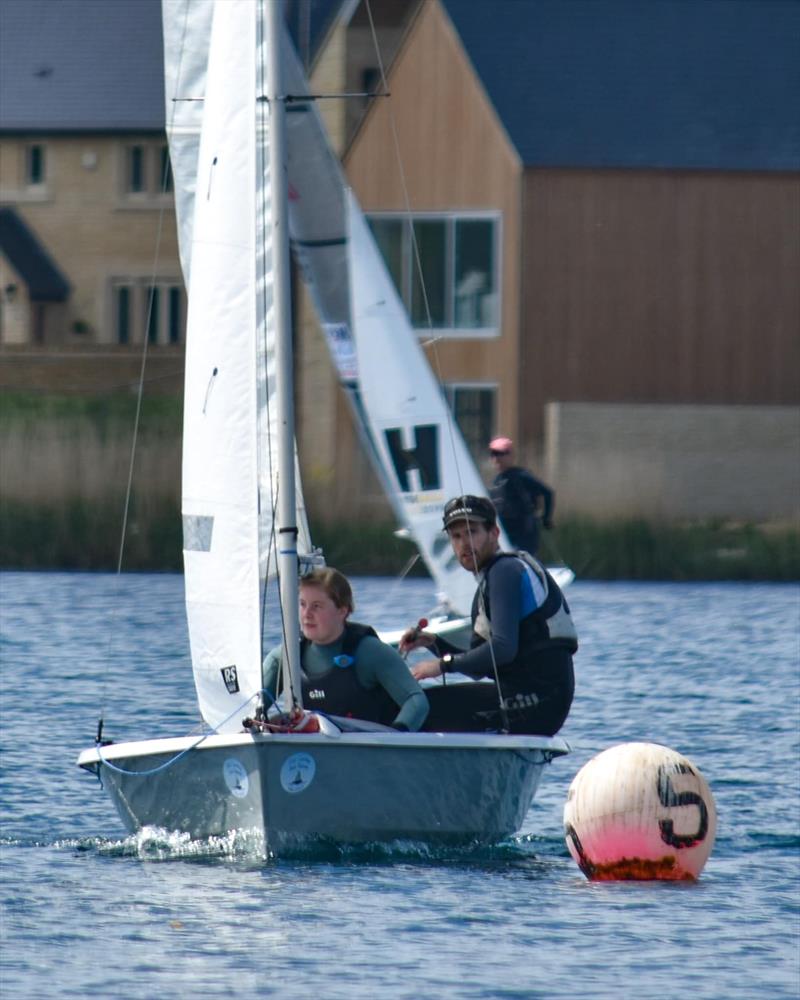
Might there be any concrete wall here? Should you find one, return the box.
[0,414,180,507]
[545,402,800,523]
[4,394,797,527]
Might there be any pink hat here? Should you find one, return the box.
[489,436,513,454]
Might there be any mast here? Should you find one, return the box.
[264,0,303,710]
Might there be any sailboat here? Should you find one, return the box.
[77,0,569,855]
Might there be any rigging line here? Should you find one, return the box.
[95,692,260,777]
[364,3,508,726]
[96,0,195,734]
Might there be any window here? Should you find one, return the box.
[122,143,173,197]
[127,145,146,193]
[115,285,131,345]
[168,287,182,344]
[160,144,173,193]
[361,67,381,107]
[25,144,46,186]
[146,286,160,344]
[111,280,185,345]
[368,213,499,336]
[444,384,497,461]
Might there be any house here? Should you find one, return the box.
[301,0,800,521]
[0,0,184,355]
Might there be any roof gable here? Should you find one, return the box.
[441,0,800,170]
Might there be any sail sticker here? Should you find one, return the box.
[223,758,249,799]
[221,665,240,693]
[280,752,316,795]
[323,323,358,380]
[183,515,214,552]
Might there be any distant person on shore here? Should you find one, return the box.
[488,436,554,557]
[399,495,576,735]
[262,568,429,731]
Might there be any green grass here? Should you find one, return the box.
[1,499,797,580]
[0,391,182,436]
[539,517,800,581]
[0,498,183,572]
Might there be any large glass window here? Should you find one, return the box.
[454,219,495,328]
[444,384,496,461]
[368,213,499,335]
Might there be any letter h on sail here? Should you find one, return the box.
[384,424,440,493]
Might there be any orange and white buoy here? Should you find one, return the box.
[563,742,716,881]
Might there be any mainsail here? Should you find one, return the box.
[178,0,264,732]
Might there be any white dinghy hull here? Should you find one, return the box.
[78,728,568,854]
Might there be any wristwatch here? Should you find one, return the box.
[439,653,455,673]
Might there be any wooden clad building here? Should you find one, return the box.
[341,0,799,454]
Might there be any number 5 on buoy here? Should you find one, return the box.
[563,742,717,881]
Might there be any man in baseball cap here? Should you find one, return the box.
[399,493,577,736]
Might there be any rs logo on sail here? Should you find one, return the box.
[221,665,240,693]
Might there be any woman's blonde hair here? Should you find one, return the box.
[299,567,354,614]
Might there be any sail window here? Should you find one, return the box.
[368,213,499,336]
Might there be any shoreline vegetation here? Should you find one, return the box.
[1,392,797,580]
[1,498,797,580]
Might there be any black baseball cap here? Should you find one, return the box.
[442,495,497,531]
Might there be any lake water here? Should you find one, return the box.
[1,571,799,999]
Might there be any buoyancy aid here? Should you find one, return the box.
[473,551,578,665]
[299,621,395,724]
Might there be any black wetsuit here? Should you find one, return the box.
[299,623,394,724]
[490,467,554,556]
[424,552,576,735]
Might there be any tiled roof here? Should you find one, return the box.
[442,0,800,170]
[0,0,346,135]
[0,0,165,132]
[0,209,71,302]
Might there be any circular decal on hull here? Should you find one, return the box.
[280,752,316,794]
[223,758,249,798]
